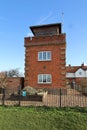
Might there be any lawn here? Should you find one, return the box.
[0,106,87,130]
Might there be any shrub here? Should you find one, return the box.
[23,86,46,95]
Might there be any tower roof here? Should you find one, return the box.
[30,23,62,36]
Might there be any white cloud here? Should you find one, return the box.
[36,11,64,25]
[37,11,53,24]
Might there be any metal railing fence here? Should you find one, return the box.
[0,86,87,107]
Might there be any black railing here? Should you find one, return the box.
[0,87,87,107]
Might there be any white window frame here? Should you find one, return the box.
[38,51,51,61]
[38,74,52,84]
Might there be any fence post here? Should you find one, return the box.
[59,88,62,108]
[2,88,5,106]
[18,86,21,106]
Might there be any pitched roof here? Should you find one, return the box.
[66,64,87,73]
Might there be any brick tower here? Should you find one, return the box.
[24,23,66,89]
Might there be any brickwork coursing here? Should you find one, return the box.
[24,34,66,88]
[6,77,24,89]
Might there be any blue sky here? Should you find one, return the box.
[0,0,87,74]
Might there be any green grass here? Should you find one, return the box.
[0,106,87,130]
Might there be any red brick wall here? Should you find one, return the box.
[76,77,87,83]
[24,34,66,88]
[6,77,24,89]
[66,77,87,85]
[25,34,66,45]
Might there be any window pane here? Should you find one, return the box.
[38,51,51,61]
[43,52,46,60]
[38,74,52,84]
[43,74,46,82]
[47,52,51,60]
[79,72,82,75]
[47,74,51,82]
[38,74,42,82]
[38,52,42,61]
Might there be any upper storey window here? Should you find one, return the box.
[38,51,51,61]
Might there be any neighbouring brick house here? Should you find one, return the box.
[6,77,24,89]
[66,63,87,84]
[24,23,66,89]
[0,72,24,91]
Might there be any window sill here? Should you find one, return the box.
[38,82,52,84]
[38,60,51,62]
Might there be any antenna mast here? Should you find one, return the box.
[61,12,64,32]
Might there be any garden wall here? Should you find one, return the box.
[6,77,24,89]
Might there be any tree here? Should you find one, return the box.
[6,68,23,77]
[0,71,7,89]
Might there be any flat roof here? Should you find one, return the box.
[30,23,62,36]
